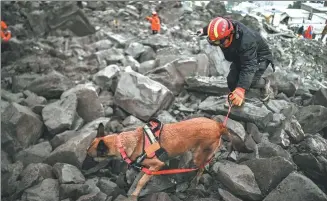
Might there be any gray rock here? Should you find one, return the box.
[90,39,113,51]
[50,130,78,149]
[26,71,73,99]
[114,70,174,121]
[199,96,273,130]
[60,184,90,200]
[125,42,145,59]
[1,103,43,152]
[61,83,105,123]
[1,161,24,197]
[312,88,327,107]
[218,188,242,201]
[155,110,178,124]
[263,172,327,201]
[269,129,290,148]
[15,141,52,167]
[85,177,101,194]
[92,65,120,90]
[104,31,128,48]
[113,194,128,201]
[296,134,327,158]
[97,177,119,196]
[265,113,286,134]
[295,105,327,134]
[42,94,78,135]
[21,178,60,201]
[22,90,47,115]
[76,192,107,201]
[139,60,156,74]
[1,99,10,114]
[53,163,85,184]
[142,192,173,201]
[138,45,156,63]
[265,99,292,113]
[293,153,327,184]
[95,48,124,68]
[122,115,143,127]
[246,123,262,144]
[16,163,54,194]
[12,73,40,93]
[212,161,262,201]
[1,89,25,103]
[242,156,295,196]
[140,34,169,51]
[284,115,306,143]
[195,53,210,76]
[258,141,292,162]
[45,117,110,168]
[214,115,246,141]
[122,56,140,72]
[185,76,229,96]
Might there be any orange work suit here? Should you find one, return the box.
[146,15,161,32]
[1,21,11,42]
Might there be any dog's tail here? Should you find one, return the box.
[218,123,254,153]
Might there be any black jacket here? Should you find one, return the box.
[202,20,273,90]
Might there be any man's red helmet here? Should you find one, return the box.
[207,17,234,41]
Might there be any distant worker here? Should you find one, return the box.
[1,20,11,42]
[146,11,160,34]
[297,25,304,38]
[303,25,313,39]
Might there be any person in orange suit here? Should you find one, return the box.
[1,21,11,42]
[304,25,313,39]
[146,11,160,34]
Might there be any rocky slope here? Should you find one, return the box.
[1,1,327,201]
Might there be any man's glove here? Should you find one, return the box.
[229,87,245,106]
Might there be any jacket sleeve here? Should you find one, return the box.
[236,42,259,90]
[146,16,152,22]
[202,25,208,35]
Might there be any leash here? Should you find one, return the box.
[223,93,234,127]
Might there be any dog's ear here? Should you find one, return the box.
[97,123,105,137]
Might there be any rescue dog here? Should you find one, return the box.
[87,117,252,199]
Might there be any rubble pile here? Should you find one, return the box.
[1,1,327,201]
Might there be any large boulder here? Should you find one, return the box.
[113,70,174,121]
[185,76,229,95]
[295,105,327,134]
[263,172,327,201]
[21,178,60,201]
[311,88,327,107]
[1,103,43,153]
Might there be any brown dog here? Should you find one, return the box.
[87,117,251,199]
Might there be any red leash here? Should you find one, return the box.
[223,93,234,127]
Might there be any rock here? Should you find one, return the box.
[246,123,262,144]
[42,93,79,136]
[284,115,306,143]
[76,192,107,201]
[266,113,286,134]
[113,70,174,121]
[138,45,156,63]
[122,55,140,71]
[295,105,327,134]
[15,141,52,167]
[90,39,113,51]
[263,172,327,201]
[185,76,229,95]
[1,99,10,114]
[1,102,43,153]
[128,173,176,197]
[296,134,327,158]
[61,83,105,123]
[97,177,120,197]
[212,161,262,201]
[142,192,173,201]
[140,34,170,51]
[312,88,327,107]
[122,115,143,127]
[45,117,110,168]
[242,156,295,196]
[218,188,242,201]
[199,96,273,129]
[125,42,145,59]
[92,65,120,90]
[1,89,25,103]
[139,60,156,74]
[50,130,78,149]
[60,184,90,200]
[84,177,100,194]
[95,48,125,68]
[16,163,54,194]
[155,110,178,124]
[21,178,60,201]
[53,163,85,184]
[26,71,73,99]
[214,115,246,141]
[104,31,129,48]
[265,99,292,113]
[269,129,290,148]
[1,161,24,197]
[199,39,231,77]
[195,53,210,76]
[258,141,292,162]
[22,90,47,115]
[293,153,327,185]
[12,73,40,93]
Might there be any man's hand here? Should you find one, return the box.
[229,87,245,106]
